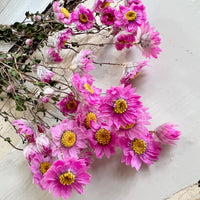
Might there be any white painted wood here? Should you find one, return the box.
[0,0,200,200]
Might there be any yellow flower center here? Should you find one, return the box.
[114,99,127,114]
[120,123,135,130]
[102,1,111,9]
[84,112,97,129]
[39,162,51,175]
[84,83,94,94]
[95,128,111,145]
[66,100,77,110]
[79,14,88,23]
[61,131,76,148]
[60,8,69,18]
[125,10,137,22]
[59,171,75,186]
[132,139,146,155]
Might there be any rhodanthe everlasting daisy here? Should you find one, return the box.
[92,0,114,13]
[57,93,80,116]
[53,1,71,25]
[136,22,161,58]
[116,106,151,138]
[30,153,54,189]
[50,119,87,159]
[120,60,149,85]
[99,84,142,129]
[115,4,146,32]
[119,132,161,170]
[32,64,55,83]
[47,48,63,63]
[100,7,116,26]
[56,28,72,51]
[155,123,180,145]
[23,143,39,163]
[13,119,37,143]
[36,134,52,156]
[88,121,118,158]
[71,5,94,31]
[42,158,91,199]
[114,31,136,51]
[69,50,95,76]
[72,73,101,105]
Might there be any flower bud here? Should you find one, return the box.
[43,87,54,98]
[23,143,39,163]
[36,134,52,155]
[35,15,41,21]
[7,85,14,93]
[25,39,33,46]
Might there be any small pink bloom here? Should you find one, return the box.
[23,143,39,163]
[115,4,146,32]
[43,88,54,98]
[155,123,181,145]
[13,119,37,143]
[100,7,116,26]
[71,5,94,31]
[120,60,149,85]
[35,15,41,21]
[47,48,63,63]
[39,96,49,103]
[92,0,114,13]
[136,22,161,58]
[98,84,142,130]
[72,73,101,105]
[56,28,72,51]
[33,64,55,83]
[25,39,33,46]
[30,153,54,189]
[50,119,88,159]
[119,132,161,170]
[89,121,118,158]
[125,0,142,7]
[36,134,52,156]
[7,85,14,93]
[57,93,80,116]
[114,31,136,51]
[42,158,91,199]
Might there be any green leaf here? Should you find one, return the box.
[4,137,11,143]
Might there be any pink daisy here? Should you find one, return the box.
[76,103,100,130]
[53,1,71,25]
[56,28,72,51]
[120,60,149,85]
[115,4,146,32]
[13,119,37,143]
[42,158,91,199]
[98,84,142,130]
[50,119,87,159]
[100,7,116,26]
[32,64,55,83]
[136,22,161,58]
[114,31,136,51]
[88,121,118,158]
[72,73,101,105]
[69,50,95,76]
[116,107,151,138]
[155,123,181,145]
[47,48,63,63]
[57,93,80,116]
[119,132,161,170]
[36,134,52,156]
[30,153,54,189]
[92,0,114,13]
[71,5,94,31]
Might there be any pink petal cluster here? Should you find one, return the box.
[92,0,114,13]
[13,119,37,143]
[53,1,71,24]
[47,48,63,63]
[50,119,87,159]
[114,31,136,50]
[36,134,52,156]
[33,64,55,83]
[119,132,161,170]
[120,60,149,85]
[56,28,72,51]
[136,22,161,58]
[71,5,94,31]
[100,7,116,26]
[99,84,142,129]
[42,158,91,199]
[155,123,180,145]
[23,143,39,163]
[115,4,146,32]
